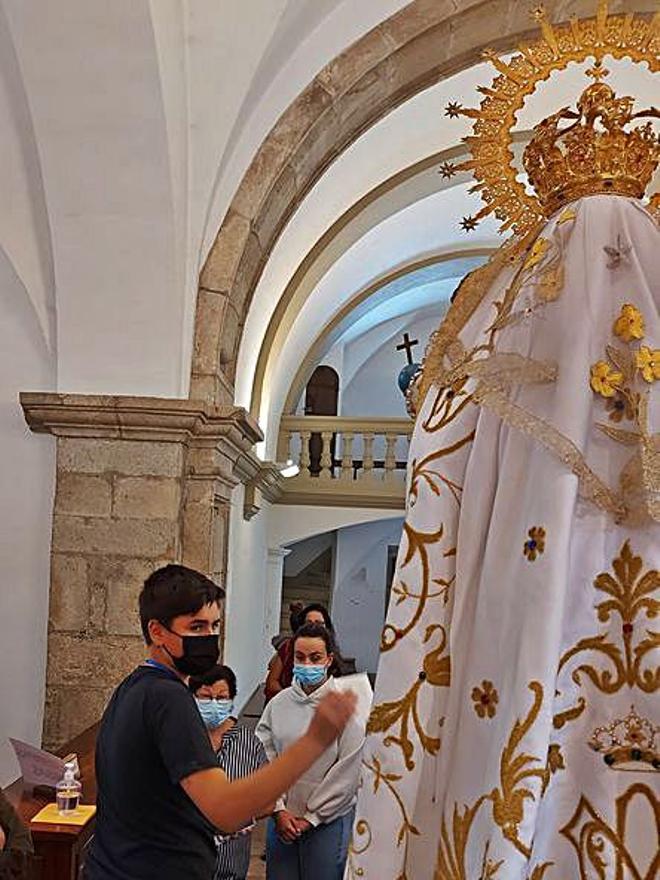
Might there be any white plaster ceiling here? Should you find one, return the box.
[0,0,409,397]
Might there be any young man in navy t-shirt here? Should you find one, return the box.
[86,565,355,880]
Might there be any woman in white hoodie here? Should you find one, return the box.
[256,623,364,880]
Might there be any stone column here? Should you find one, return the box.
[21,393,263,750]
[264,547,291,666]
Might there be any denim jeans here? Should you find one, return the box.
[265,810,355,880]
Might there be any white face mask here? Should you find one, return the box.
[195,697,234,729]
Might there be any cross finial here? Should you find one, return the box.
[396,332,419,365]
[585,59,610,82]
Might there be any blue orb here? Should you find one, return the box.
[398,362,421,394]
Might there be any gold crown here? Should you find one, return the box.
[445,1,660,238]
[523,78,660,217]
[589,706,659,773]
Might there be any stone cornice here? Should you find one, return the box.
[241,457,285,520]
[20,393,263,446]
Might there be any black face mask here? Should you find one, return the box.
[162,626,220,676]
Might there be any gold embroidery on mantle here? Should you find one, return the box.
[591,305,660,523]
[489,681,546,858]
[361,755,420,880]
[560,783,660,880]
[346,819,371,878]
[473,382,626,520]
[409,433,473,508]
[434,797,488,880]
[558,540,660,694]
[523,527,546,562]
[434,682,547,878]
[393,547,456,609]
[381,522,449,652]
[367,625,448,770]
[418,234,538,410]
[527,864,553,880]
[553,697,586,730]
[471,680,499,719]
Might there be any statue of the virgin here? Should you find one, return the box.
[348,4,659,878]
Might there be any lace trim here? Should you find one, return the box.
[638,395,660,522]
[417,231,540,409]
[472,382,627,521]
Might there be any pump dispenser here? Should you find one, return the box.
[56,761,81,816]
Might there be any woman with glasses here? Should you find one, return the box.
[189,665,269,880]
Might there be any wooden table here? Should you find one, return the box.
[4,724,98,880]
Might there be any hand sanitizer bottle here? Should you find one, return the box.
[56,761,81,816]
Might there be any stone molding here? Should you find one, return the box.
[242,459,284,520]
[20,392,261,445]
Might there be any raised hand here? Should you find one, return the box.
[307,690,357,749]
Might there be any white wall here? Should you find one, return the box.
[223,486,275,710]
[340,312,443,418]
[0,247,55,785]
[331,518,403,675]
[0,4,56,784]
[269,505,400,549]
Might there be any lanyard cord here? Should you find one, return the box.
[143,658,180,681]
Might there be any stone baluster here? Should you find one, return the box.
[299,431,311,478]
[340,432,354,481]
[319,431,333,480]
[283,430,293,465]
[384,433,397,482]
[360,432,375,481]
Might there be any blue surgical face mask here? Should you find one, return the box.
[196,697,234,729]
[293,664,328,688]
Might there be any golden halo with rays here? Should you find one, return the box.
[447,0,660,239]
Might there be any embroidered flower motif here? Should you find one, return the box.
[547,744,565,774]
[613,304,645,343]
[590,360,624,397]
[523,237,550,271]
[557,207,576,225]
[603,235,632,270]
[605,390,636,423]
[523,526,546,561]
[636,346,660,383]
[471,680,499,719]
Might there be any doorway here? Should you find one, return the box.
[304,365,339,476]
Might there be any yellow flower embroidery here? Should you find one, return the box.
[590,360,624,397]
[613,304,645,343]
[471,680,499,719]
[636,346,660,383]
[523,526,546,561]
[523,237,550,271]
[557,207,576,225]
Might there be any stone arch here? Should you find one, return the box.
[191,0,655,407]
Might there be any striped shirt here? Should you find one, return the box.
[214,723,268,880]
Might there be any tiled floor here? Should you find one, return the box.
[245,821,267,879]
[241,689,267,879]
